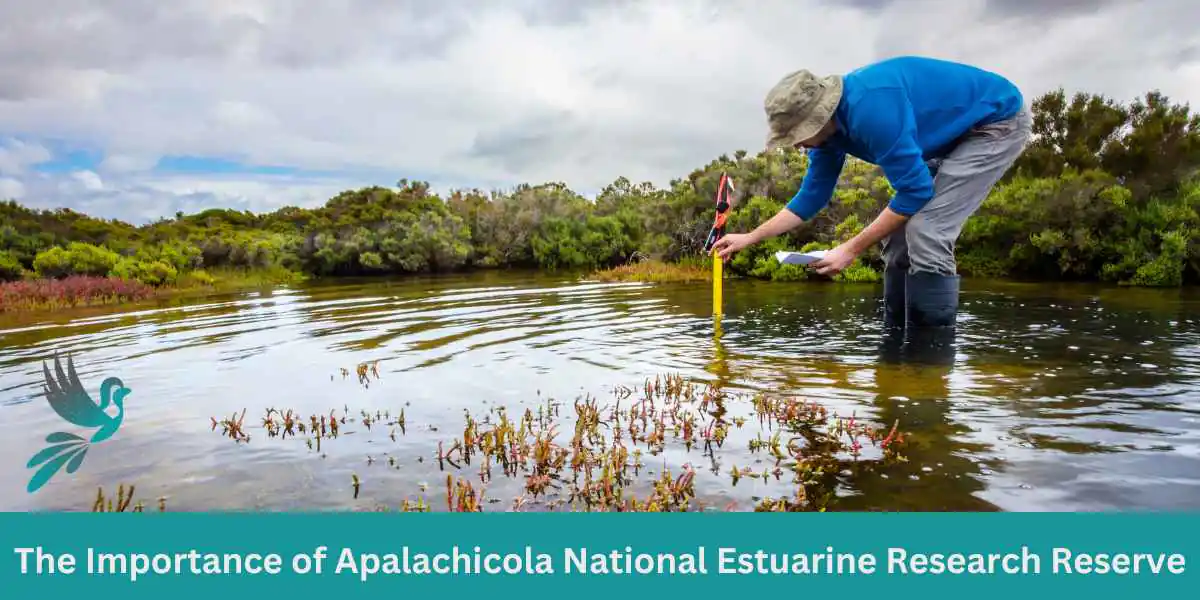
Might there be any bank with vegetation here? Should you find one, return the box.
[2,87,1198,312]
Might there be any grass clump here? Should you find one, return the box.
[590,257,715,284]
[173,266,307,292]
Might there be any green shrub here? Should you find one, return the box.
[32,247,73,278]
[0,250,24,281]
[32,242,120,278]
[110,257,179,286]
[177,269,217,287]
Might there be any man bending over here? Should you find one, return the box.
[714,55,1032,334]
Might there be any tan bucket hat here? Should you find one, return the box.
[764,69,843,150]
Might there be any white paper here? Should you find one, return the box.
[774,250,827,266]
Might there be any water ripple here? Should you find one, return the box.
[0,273,1198,512]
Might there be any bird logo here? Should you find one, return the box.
[26,352,130,493]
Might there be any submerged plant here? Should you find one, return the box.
[91,483,166,512]
[211,409,250,443]
[197,371,908,513]
[427,373,909,512]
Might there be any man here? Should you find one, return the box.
[713,56,1032,334]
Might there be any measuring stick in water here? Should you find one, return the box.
[702,173,733,319]
[712,249,723,316]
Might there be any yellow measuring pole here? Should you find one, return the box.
[712,250,723,316]
[705,172,731,321]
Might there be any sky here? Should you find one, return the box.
[0,0,1197,224]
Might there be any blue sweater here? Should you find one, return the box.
[784,56,1024,220]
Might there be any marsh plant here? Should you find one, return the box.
[0,275,154,312]
[429,374,906,512]
[91,484,166,513]
[333,360,382,388]
[192,371,908,513]
[210,397,406,458]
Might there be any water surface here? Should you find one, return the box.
[1,270,1198,511]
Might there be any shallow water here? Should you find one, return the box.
[1,270,1198,512]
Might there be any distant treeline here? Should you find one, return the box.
[2,87,1199,288]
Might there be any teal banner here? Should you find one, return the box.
[2,513,1196,597]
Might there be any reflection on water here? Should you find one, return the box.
[0,270,1198,511]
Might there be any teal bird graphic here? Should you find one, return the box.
[26,352,130,493]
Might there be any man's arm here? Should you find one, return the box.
[784,146,847,222]
[742,206,805,244]
[742,146,847,242]
[840,208,909,255]
[713,147,847,260]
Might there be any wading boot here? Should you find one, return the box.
[903,271,959,365]
[877,266,908,362]
[882,266,907,331]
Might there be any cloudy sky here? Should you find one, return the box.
[0,0,1196,224]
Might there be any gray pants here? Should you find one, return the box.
[882,106,1034,275]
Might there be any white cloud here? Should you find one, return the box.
[0,177,26,199]
[0,139,52,176]
[0,0,1196,222]
[12,170,368,224]
[69,170,104,191]
[97,153,158,174]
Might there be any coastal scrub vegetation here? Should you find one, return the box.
[3,87,1200,312]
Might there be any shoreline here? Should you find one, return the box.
[2,259,1195,319]
[0,268,307,318]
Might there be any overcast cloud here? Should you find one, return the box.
[0,0,1196,223]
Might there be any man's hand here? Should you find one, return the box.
[812,207,911,276]
[711,208,806,261]
[812,243,859,276]
[712,233,756,261]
